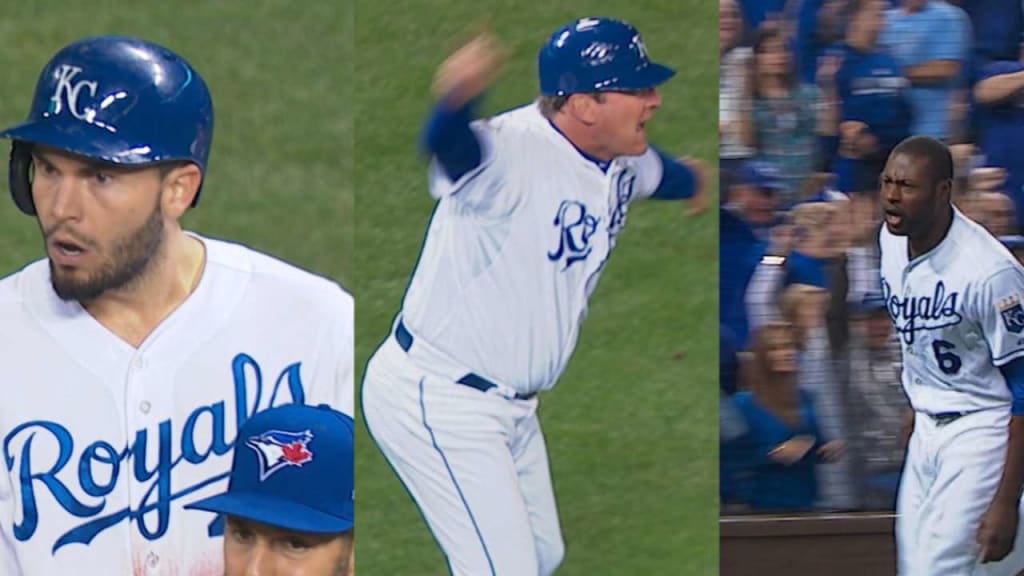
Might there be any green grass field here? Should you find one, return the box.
[0,1,353,287]
[353,1,719,574]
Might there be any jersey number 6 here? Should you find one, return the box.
[932,340,962,375]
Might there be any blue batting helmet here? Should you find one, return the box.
[538,17,675,96]
[1,36,214,215]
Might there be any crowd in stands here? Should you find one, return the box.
[719,0,1024,513]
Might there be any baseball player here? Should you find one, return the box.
[0,37,353,575]
[186,403,354,576]
[880,135,1024,574]
[362,17,705,576]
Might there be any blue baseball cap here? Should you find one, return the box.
[538,17,675,96]
[736,160,786,192]
[186,404,354,533]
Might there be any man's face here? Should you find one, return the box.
[30,146,167,302]
[719,0,742,50]
[756,36,790,77]
[590,88,663,158]
[224,517,353,576]
[733,183,777,225]
[880,152,946,238]
[850,0,886,48]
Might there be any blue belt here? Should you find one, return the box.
[395,320,537,401]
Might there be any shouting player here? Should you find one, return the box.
[880,135,1024,574]
[362,17,706,576]
[0,37,353,574]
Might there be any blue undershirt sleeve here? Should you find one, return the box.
[650,147,696,200]
[1000,357,1024,416]
[420,95,484,183]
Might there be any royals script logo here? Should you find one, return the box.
[3,353,305,554]
[882,278,963,344]
[548,200,600,270]
[608,170,636,247]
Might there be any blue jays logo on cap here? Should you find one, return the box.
[1000,295,1024,334]
[246,430,315,481]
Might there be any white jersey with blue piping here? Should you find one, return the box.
[0,235,353,575]
[879,208,1024,414]
[401,102,666,394]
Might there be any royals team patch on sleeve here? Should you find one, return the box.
[999,295,1024,334]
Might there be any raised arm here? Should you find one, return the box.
[420,33,505,183]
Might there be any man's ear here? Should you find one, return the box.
[160,163,203,218]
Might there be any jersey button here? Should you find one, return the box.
[140,401,151,414]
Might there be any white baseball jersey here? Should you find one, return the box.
[879,208,1024,415]
[401,102,667,394]
[0,234,353,576]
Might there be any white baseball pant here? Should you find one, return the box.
[897,407,1024,576]
[362,326,565,576]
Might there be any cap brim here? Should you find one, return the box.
[186,491,354,534]
[621,62,676,90]
[606,61,679,90]
[0,118,157,165]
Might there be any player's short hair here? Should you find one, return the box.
[537,93,606,118]
[891,135,954,188]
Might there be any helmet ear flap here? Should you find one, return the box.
[9,142,35,215]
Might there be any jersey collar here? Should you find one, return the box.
[545,118,612,173]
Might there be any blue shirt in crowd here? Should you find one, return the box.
[720,208,769,349]
[834,43,912,192]
[878,0,970,140]
[976,60,1024,229]
[733,388,828,511]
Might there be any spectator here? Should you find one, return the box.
[733,322,845,512]
[957,0,1022,63]
[721,0,757,184]
[877,0,970,141]
[833,0,912,195]
[747,200,834,334]
[721,325,754,511]
[846,193,883,311]
[847,292,907,510]
[721,161,787,348]
[973,60,1024,229]
[738,0,791,37]
[744,22,835,206]
[782,282,858,511]
[797,0,847,86]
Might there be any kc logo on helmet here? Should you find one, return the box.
[631,34,649,61]
[48,65,99,122]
